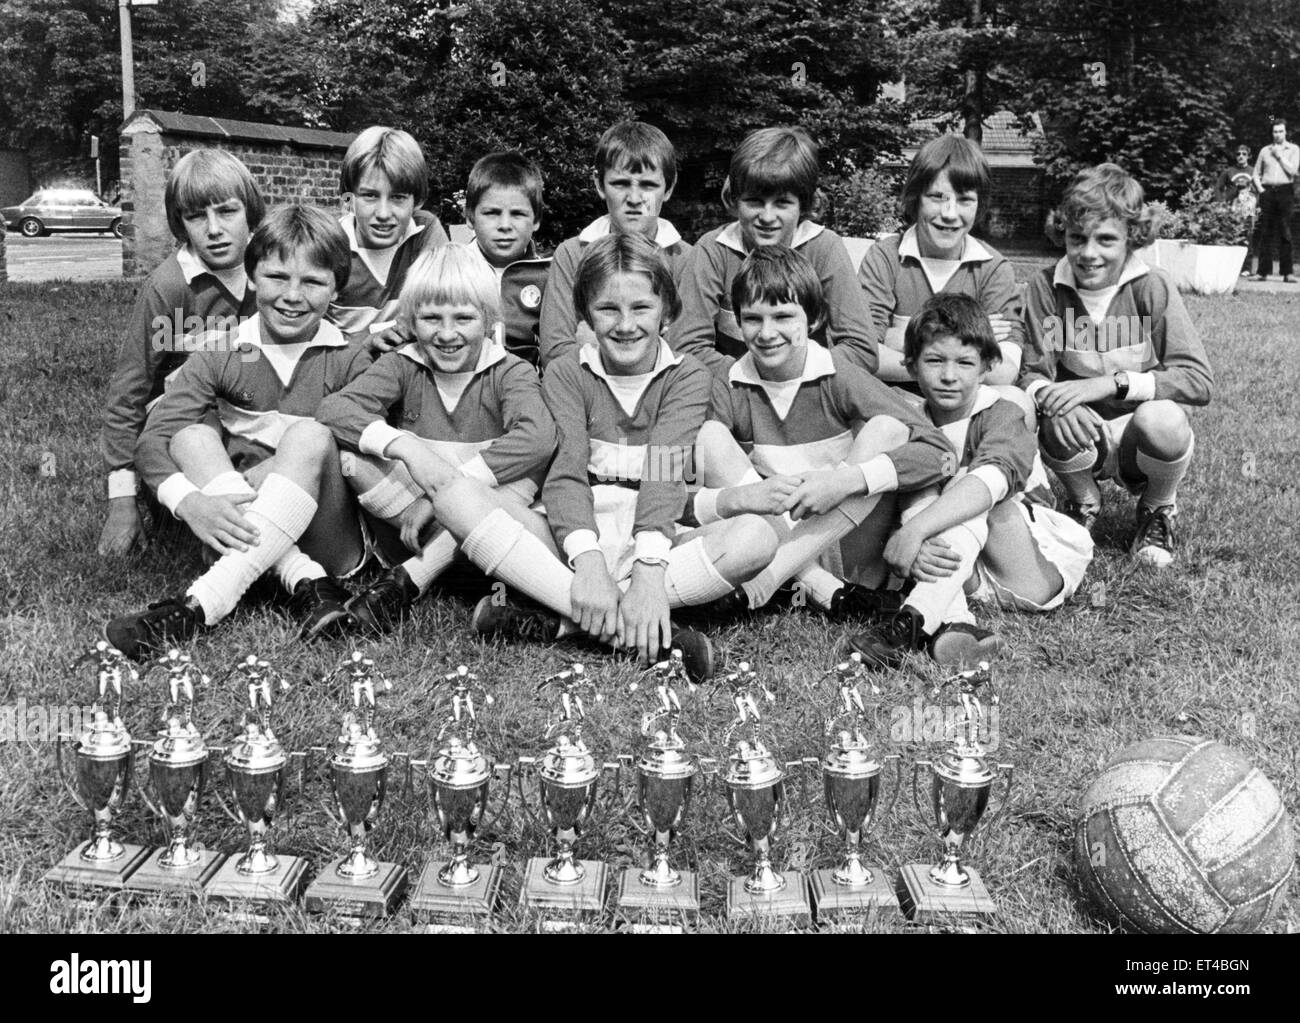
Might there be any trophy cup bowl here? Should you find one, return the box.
[59,717,134,863]
[822,738,901,889]
[327,738,387,878]
[922,751,995,888]
[636,737,696,889]
[429,739,491,888]
[147,730,208,869]
[537,738,600,885]
[724,742,786,896]
[223,732,288,876]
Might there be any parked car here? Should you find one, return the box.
[1,189,122,237]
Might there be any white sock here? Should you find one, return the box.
[356,464,421,520]
[663,537,733,607]
[1042,445,1101,509]
[187,474,317,624]
[903,517,987,634]
[794,564,843,610]
[742,495,877,608]
[461,509,573,616]
[1135,438,1193,510]
[694,467,762,525]
[274,549,326,593]
[203,471,255,498]
[402,529,458,594]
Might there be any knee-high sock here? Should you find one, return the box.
[903,517,988,634]
[663,537,733,607]
[794,564,844,610]
[1041,445,1101,508]
[1135,437,1193,511]
[402,528,459,594]
[461,509,574,616]
[187,474,318,624]
[274,549,326,592]
[742,494,877,608]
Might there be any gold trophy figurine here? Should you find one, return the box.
[614,648,701,929]
[45,642,150,889]
[208,656,307,913]
[721,660,812,925]
[410,665,512,930]
[902,662,1014,920]
[305,652,408,919]
[808,652,902,922]
[130,649,226,892]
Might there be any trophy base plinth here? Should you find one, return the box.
[809,868,902,925]
[124,848,226,895]
[304,857,408,920]
[725,873,812,929]
[518,857,606,925]
[614,868,698,931]
[43,842,151,891]
[409,861,502,930]
[207,855,308,921]
[900,863,996,921]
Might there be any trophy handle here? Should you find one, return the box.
[876,753,903,831]
[479,762,515,832]
[515,755,540,828]
[987,762,1015,826]
[55,732,89,811]
[911,759,932,820]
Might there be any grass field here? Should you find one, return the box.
[1,278,1297,934]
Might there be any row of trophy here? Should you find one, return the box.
[45,642,1013,928]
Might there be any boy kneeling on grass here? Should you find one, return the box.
[848,294,1095,669]
[422,233,779,683]
[1022,163,1213,567]
[106,207,373,660]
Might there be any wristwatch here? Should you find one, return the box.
[1113,371,1130,400]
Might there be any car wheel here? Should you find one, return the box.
[20,217,45,238]
[110,219,123,238]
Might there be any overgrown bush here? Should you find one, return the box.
[821,166,902,238]
[1155,177,1252,246]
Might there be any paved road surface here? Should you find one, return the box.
[4,234,123,282]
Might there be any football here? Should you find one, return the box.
[1074,735,1294,933]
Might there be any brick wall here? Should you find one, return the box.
[120,111,355,279]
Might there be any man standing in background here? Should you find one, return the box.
[1249,119,1299,283]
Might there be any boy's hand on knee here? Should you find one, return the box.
[721,475,800,516]
[1042,405,1102,454]
[617,563,671,663]
[987,314,1013,342]
[176,491,259,555]
[398,497,436,553]
[1037,378,1114,417]
[911,536,961,582]
[885,524,926,579]
[98,497,144,556]
[571,552,620,643]
[787,467,861,520]
[390,440,458,497]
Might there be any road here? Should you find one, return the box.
[4,233,123,282]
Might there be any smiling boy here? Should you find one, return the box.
[539,121,692,368]
[99,149,263,556]
[105,206,372,658]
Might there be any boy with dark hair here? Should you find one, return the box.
[99,148,263,556]
[105,206,373,659]
[539,121,692,368]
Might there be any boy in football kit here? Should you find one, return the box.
[99,149,263,556]
[1023,163,1213,567]
[105,207,372,659]
[539,121,693,368]
[316,244,556,631]
[690,245,952,621]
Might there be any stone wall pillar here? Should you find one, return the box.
[121,119,174,280]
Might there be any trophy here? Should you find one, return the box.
[902,663,1013,920]
[45,642,150,889]
[517,663,612,920]
[305,652,407,919]
[208,656,307,911]
[720,661,811,925]
[409,665,512,930]
[808,652,901,922]
[129,649,225,892]
[614,648,700,929]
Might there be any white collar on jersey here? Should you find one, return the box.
[578,215,683,248]
[338,211,425,254]
[238,314,347,352]
[1052,253,1150,292]
[897,225,994,265]
[578,338,682,383]
[728,339,835,388]
[397,336,509,375]
[923,383,1001,425]
[716,219,825,255]
[175,244,210,283]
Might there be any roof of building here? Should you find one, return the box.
[122,110,356,150]
[897,110,1044,168]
